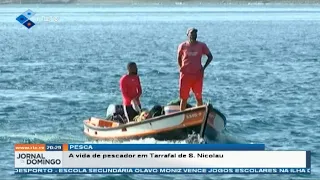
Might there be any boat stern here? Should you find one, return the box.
[83,117,119,137]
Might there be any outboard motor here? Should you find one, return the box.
[106,104,126,124]
[106,104,116,118]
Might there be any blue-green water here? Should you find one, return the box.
[0,4,320,180]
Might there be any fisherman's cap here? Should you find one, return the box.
[187,27,198,35]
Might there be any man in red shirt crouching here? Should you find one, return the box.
[119,62,142,122]
[177,28,213,111]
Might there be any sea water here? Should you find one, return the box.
[0,4,320,180]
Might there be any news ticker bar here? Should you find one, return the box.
[14,168,311,174]
[14,144,265,151]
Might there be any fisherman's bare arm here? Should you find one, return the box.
[202,43,213,70]
[177,44,183,69]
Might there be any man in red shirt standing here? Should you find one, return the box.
[177,28,213,111]
[119,62,142,122]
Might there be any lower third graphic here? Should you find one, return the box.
[16,9,36,29]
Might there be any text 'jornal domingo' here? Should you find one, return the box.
[16,154,61,165]
[68,153,224,159]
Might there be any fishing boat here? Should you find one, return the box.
[83,103,226,141]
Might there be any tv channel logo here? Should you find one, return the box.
[16,9,36,29]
